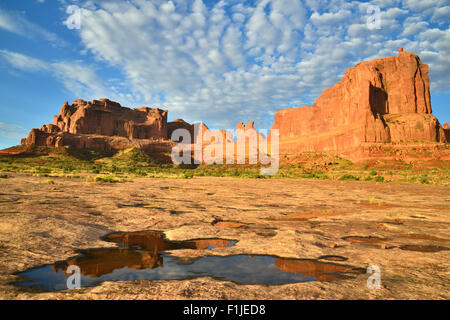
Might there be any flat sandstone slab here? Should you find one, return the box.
[0,173,449,299]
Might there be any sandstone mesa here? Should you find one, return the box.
[19,49,448,162]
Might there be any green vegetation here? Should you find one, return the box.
[94,175,124,183]
[419,174,429,184]
[338,174,360,181]
[0,146,448,185]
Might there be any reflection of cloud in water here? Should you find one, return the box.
[14,231,363,292]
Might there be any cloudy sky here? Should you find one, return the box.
[0,0,449,149]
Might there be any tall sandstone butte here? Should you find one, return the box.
[270,49,447,160]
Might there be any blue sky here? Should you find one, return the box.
[0,0,449,149]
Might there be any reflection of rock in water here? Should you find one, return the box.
[274,258,364,281]
[52,249,163,277]
[49,231,234,279]
[192,239,234,249]
[105,231,233,251]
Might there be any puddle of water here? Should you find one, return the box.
[104,231,236,251]
[255,230,277,238]
[342,236,385,243]
[14,231,364,292]
[399,245,448,252]
[318,255,348,262]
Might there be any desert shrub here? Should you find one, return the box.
[338,174,360,181]
[34,173,49,177]
[134,169,148,176]
[34,166,51,174]
[369,170,378,176]
[419,174,429,184]
[95,175,120,183]
[62,164,75,173]
[298,170,322,179]
[230,169,241,176]
[0,174,7,178]
[183,172,194,179]
[374,175,385,182]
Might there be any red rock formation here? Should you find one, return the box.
[168,119,194,142]
[51,98,167,139]
[444,122,450,142]
[270,49,447,160]
[18,50,447,162]
[23,129,175,153]
[22,99,174,153]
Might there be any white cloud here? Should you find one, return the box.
[403,0,448,12]
[401,17,429,36]
[0,8,67,46]
[3,0,450,129]
[65,0,450,127]
[0,50,49,71]
[0,122,27,140]
[0,49,127,102]
[310,9,352,26]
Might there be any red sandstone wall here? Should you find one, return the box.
[270,49,446,158]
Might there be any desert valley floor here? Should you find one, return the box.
[0,173,449,299]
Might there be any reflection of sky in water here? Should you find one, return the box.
[15,254,315,292]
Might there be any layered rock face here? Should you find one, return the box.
[22,99,173,153]
[271,49,447,159]
[51,98,167,139]
[167,119,194,142]
[444,123,450,142]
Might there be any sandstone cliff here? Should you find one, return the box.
[22,99,173,153]
[270,49,447,159]
[51,98,167,139]
[444,122,450,142]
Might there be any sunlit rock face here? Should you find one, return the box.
[22,99,174,153]
[270,49,447,161]
[51,98,168,140]
[19,50,447,162]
